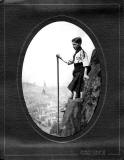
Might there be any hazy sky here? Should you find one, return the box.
[22,21,95,87]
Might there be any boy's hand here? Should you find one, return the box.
[56,54,68,64]
[83,74,89,80]
[56,54,61,58]
[56,54,62,60]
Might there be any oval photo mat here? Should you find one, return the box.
[17,15,107,142]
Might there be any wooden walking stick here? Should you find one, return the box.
[56,54,68,135]
[56,55,60,135]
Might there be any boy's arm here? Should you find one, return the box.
[82,51,89,79]
[84,67,89,79]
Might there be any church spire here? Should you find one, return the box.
[42,81,47,94]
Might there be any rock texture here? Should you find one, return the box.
[61,99,84,136]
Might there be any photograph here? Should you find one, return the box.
[22,21,101,137]
[1,1,122,159]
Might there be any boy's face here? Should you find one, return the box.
[72,42,80,50]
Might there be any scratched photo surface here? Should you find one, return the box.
[0,0,123,159]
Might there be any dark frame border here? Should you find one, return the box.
[17,15,107,143]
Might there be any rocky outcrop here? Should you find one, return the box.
[61,99,84,136]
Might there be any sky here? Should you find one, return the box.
[22,21,95,87]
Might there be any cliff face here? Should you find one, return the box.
[61,99,84,136]
[50,49,102,137]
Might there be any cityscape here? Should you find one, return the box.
[22,82,70,134]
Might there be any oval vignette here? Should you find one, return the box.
[18,16,106,142]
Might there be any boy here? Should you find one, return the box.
[57,37,89,100]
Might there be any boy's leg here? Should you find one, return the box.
[80,91,85,99]
[68,91,73,99]
[73,91,77,100]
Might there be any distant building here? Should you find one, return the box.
[42,81,47,94]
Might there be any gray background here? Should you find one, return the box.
[0,0,123,159]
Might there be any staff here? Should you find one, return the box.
[56,54,68,135]
[56,54,60,135]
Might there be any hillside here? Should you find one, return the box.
[22,82,70,133]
